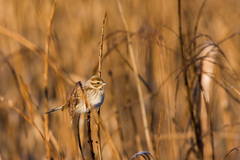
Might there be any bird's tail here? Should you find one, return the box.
[45,103,66,114]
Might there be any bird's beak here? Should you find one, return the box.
[103,82,106,86]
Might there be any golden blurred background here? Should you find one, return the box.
[1,0,240,159]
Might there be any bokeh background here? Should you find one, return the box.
[1,0,240,159]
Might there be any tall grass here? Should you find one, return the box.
[1,0,240,159]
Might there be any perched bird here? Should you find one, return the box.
[46,75,106,117]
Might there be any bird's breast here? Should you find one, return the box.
[87,89,105,109]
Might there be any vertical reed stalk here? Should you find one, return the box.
[76,81,95,160]
[178,0,203,159]
[92,111,121,160]
[116,0,153,154]
[44,0,57,159]
[98,13,107,77]
[77,114,85,160]
[96,13,107,160]
[86,110,95,160]
[202,88,215,160]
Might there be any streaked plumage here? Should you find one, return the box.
[46,75,106,117]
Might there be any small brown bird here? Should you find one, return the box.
[46,75,106,117]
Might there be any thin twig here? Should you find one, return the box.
[222,147,240,160]
[130,151,153,160]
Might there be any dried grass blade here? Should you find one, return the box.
[0,95,58,159]
[116,0,153,154]
[44,0,57,159]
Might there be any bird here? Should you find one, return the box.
[45,75,106,118]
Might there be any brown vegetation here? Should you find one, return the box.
[1,0,240,159]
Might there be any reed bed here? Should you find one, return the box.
[1,0,240,159]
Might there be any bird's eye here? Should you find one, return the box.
[96,82,100,84]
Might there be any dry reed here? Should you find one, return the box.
[1,0,240,159]
[44,0,57,159]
